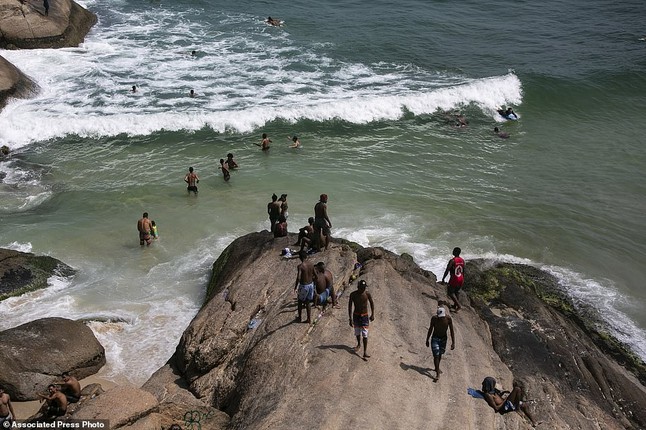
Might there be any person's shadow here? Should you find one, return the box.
[400,362,436,381]
[316,344,358,356]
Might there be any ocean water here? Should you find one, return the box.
[1,0,645,385]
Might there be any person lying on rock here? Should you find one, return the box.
[481,378,540,427]
[37,384,68,421]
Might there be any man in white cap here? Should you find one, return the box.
[425,304,455,379]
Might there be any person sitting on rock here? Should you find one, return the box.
[481,377,539,427]
[293,217,314,250]
[0,386,16,426]
[274,215,288,238]
[56,372,81,403]
[37,384,68,421]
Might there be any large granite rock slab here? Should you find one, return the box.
[61,232,646,429]
[0,317,106,400]
[0,247,75,301]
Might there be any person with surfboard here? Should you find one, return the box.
[497,107,518,120]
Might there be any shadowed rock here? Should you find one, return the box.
[0,317,106,400]
[0,247,75,301]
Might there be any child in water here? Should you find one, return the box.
[151,221,159,239]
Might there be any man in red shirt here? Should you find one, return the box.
[441,247,464,312]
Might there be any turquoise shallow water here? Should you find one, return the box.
[1,0,645,384]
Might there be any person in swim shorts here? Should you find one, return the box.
[313,194,332,251]
[482,379,539,426]
[37,385,67,421]
[348,280,375,359]
[56,372,81,404]
[314,261,339,308]
[425,305,455,379]
[294,250,316,323]
[441,247,465,311]
[137,212,153,246]
[184,166,199,194]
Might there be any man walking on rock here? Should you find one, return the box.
[441,247,465,312]
[349,279,375,359]
[425,305,455,379]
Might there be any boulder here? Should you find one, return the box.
[0,54,39,110]
[71,385,157,427]
[0,247,75,301]
[466,259,646,429]
[141,363,229,430]
[0,317,106,400]
[0,0,97,49]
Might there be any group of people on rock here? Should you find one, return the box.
[0,372,82,424]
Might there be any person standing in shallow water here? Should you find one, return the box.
[348,279,375,359]
[137,212,153,246]
[441,247,464,311]
[184,166,199,194]
[219,159,230,181]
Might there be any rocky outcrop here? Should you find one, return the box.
[466,260,646,429]
[46,232,645,429]
[0,54,38,110]
[0,0,97,49]
[0,0,96,110]
[0,317,106,400]
[0,247,75,301]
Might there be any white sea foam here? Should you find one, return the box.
[0,2,522,149]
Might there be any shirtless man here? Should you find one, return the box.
[219,159,230,181]
[314,261,339,308]
[348,280,375,359]
[294,217,314,250]
[226,153,239,170]
[137,212,153,246]
[425,306,455,379]
[314,194,332,251]
[288,135,301,148]
[184,166,199,194]
[38,384,68,420]
[482,379,539,426]
[293,250,316,323]
[0,386,16,426]
[267,193,281,233]
[57,372,81,403]
[259,133,272,151]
